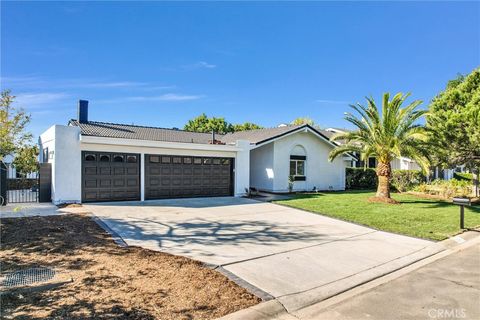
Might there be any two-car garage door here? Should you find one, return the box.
[145,154,234,200]
[81,151,234,202]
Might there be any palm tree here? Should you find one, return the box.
[329,93,430,202]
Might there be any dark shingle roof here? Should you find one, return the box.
[69,120,342,149]
[222,124,336,145]
[221,125,304,144]
[69,120,221,144]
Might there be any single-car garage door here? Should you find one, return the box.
[145,154,234,199]
[82,151,140,202]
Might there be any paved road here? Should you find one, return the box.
[85,197,442,312]
[303,243,480,320]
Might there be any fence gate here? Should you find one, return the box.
[0,162,6,206]
[3,162,39,203]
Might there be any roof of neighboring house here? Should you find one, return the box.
[222,124,337,145]
[68,120,220,144]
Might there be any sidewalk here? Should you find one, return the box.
[297,239,480,320]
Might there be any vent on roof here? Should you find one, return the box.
[78,100,89,123]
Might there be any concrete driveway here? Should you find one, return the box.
[85,197,443,312]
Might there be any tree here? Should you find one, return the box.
[184,113,232,134]
[328,93,430,202]
[12,145,39,178]
[184,114,263,133]
[231,122,263,132]
[426,69,480,196]
[0,90,33,161]
[291,117,315,126]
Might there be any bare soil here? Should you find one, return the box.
[367,196,400,204]
[0,214,260,319]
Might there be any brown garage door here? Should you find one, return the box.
[145,154,234,200]
[82,151,140,202]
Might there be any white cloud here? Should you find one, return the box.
[1,75,168,91]
[14,92,70,107]
[182,61,217,70]
[127,94,204,101]
[97,93,204,104]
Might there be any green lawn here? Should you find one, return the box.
[274,191,480,241]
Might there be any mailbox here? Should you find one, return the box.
[452,197,472,229]
[453,197,471,206]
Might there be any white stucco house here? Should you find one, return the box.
[39,101,354,204]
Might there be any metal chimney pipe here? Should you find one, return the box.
[78,100,89,123]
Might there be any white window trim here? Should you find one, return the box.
[290,159,306,178]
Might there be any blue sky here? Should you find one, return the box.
[1,1,479,138]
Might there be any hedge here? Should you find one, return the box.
[453,172,473,181]
[345,168,377,189]
[345,168,426,191]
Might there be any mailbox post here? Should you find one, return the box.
[452,197,471,229]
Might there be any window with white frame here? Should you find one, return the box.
[290,155,306,181]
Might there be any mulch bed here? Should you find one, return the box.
[0,214,260,319]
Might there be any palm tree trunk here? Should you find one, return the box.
[376,161,391,199]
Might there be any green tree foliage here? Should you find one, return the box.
[426,69,480,171]
[329,93,430,201]
[291,117,315,126]
[12,145,39,178]
[184,113,263,133]
[0,90,32,161]
[427,69,480,196]
[231,122,263,132]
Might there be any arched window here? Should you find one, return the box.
[289,145,306,181]
[100,155,110,162]
[85,154,96,161]
[113,155,124,163]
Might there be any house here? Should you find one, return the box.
[1,155,38,179]
[324,128,422,171]
[38,100,354,204]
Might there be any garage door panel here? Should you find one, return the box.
[150,167,161,175]
[82,151,140,202]
[99,167,111,175]
[113,167,124,175]
[99,179,111,187]
[127,167,138,175]
[84,167,97,175]
[145,154,233,200]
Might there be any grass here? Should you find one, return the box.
[275,190,480,241]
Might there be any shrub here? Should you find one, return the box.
[414,179,473,198]
[391,170,426,192]
[453,172,473,181]
[345,168,377,189]
[346,168,425,191]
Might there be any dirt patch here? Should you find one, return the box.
[56,203,83,208]
[367,196,400,204]
[0,214,260,319]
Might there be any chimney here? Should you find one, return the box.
[78,100,89,123]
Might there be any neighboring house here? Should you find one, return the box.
[1,155,38,179]
[324,128,422,171]
[38,100,354,204]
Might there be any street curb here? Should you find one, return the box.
[216,266,275,302]
[216,300,290,320]
[90,215,128,247]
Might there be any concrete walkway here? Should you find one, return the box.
[84,197,443,312]
[0,203,62,218]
